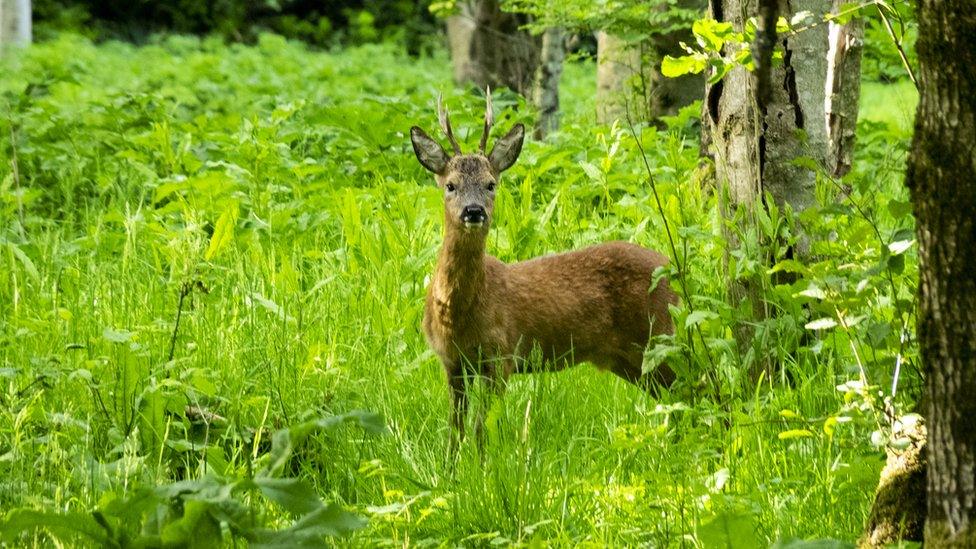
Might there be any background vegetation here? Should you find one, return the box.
[0,1,920,545]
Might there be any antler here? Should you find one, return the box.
[479,85,494,154]
[437,93,462,155]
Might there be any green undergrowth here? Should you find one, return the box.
[0,34,919,546]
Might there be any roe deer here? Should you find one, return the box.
[410,91,679,448]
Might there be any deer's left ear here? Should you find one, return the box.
[488,123,524,174]
[411,126,450,174]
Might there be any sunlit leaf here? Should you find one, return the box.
[805,318,837,330]
[778,429,814,440]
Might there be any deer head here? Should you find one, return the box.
[410,89,524,232]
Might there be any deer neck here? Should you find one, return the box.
[432,225,487,314]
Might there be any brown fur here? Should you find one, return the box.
[411,113,679,445]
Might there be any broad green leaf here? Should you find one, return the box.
[696,511,759,548]
[662,54,708,77]
[685,310,719,329]
[692,19,735,51]
[205,202,239,261]
[253,478,324,516]
[797,286,826,300]
[888,239,915,255]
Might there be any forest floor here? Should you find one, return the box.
[0,34,919,546]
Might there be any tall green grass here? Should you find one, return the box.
[0,33,918,546]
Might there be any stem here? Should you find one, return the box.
[167,282,192,363]
[876,1,918,88]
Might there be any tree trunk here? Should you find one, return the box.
[446,0,541,96]
[907,1,976,545]
[596,31,641,124]
[446,7,477,87]
[704,0,833,217]
[825,0,863,177]
[596,0,706,124]
[860,421,927,547]
[0,0,31,48]
[532,26,565,138]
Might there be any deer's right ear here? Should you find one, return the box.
[411,126,450,174]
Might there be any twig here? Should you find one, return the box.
[875,1,918,88]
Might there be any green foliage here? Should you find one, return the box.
[31,0,440,51]
[662,2,918,86]
[0,32,917,545]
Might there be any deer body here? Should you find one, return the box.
[410,92,678,445]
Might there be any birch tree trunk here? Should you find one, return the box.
[0,0,31,48]
[907,1,976,545]
[532,26,565,138]
[445,0,541,96]
[825,0,863,177]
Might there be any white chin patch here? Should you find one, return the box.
[463,221,485,229]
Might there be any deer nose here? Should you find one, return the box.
[460,205,487,224]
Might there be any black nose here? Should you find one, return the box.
[460,205,487,224]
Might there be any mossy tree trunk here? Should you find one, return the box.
[906,0,976,545]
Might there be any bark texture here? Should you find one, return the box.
[704,0,831,215]
[825,0,863,177]
[0,0,32,47]
[445,0,541,96]
[907,1,976,546]
[532,26,565,138]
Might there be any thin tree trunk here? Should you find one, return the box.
[533,26,565,138]
[907,1,976,545]
[825,0,863,177]
[0,0,31,48]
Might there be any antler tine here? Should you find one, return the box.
[437,93,462,155]
[479,85,494,154]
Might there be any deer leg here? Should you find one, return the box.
[447,368,469,456]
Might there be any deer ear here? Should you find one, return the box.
[488,123,524,174]
[411,126,450,174]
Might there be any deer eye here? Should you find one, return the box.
[486,182,495,192]
[446,183,456,193]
